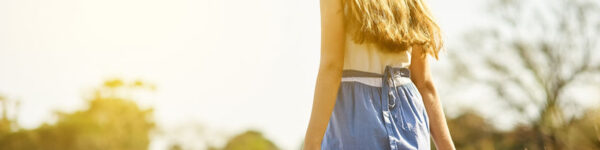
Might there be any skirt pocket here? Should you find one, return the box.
[393,85,428,135]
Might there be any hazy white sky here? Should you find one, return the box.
[0,0,493,149]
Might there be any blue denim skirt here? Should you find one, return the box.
[321,65,430,150]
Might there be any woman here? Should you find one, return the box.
[303,0,455,150]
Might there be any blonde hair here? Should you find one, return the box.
[343,0,443,59]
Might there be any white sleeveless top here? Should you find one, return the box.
[343,32,412,74]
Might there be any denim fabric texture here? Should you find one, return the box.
[321,65,430,150]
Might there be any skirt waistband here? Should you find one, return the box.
[341,66,412,87]
[342,67,410,78]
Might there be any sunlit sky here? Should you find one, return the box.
[0,0,570,149]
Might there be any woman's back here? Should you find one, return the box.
[343,32,412,74]
[304,0,455,149]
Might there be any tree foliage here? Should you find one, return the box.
[221,130,279,150]
[447,0,600,149]
[0,79,155,150]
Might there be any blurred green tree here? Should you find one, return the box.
[0,95,19,136]
[0,79,155,150]
[448,0,600,149]
[221,130,279,150]
[445,111,496,150]
[558,108,600,149]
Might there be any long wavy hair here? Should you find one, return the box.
[343,0,443,59]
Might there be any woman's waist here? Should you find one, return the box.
[343,62,410,75]
[341,65,412,87]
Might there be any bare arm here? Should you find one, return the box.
[409,46,455,150]
[303,0,346,149]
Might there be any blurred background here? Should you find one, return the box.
[0,0,599,149]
